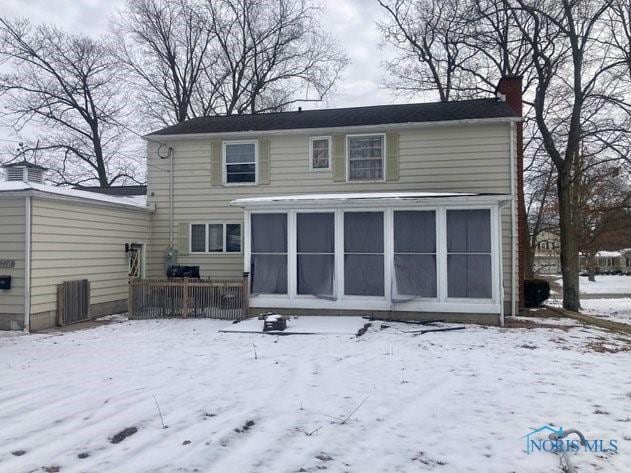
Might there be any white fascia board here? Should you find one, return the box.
[231,194,513,210]
[144,116,521,142]
[0,190,155,213]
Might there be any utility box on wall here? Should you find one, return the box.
[0,275,12,290]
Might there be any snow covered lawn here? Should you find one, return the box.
[554,275,631,295]
[576,299,631,325]
[1,318,631,473]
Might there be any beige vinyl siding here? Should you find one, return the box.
[0,197,26,316]
[146,122,516,305]
[29,198,151,315]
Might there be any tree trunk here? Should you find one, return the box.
[525,242,535,279]
[558,171,580,311]
[585,252,596,282]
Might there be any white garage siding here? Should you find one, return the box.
[28,197,152,330]
[0,197,26,329]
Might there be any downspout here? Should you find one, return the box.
[170,150,174,246]
[24,195,32,332]
[509,122,517,317]
[498,200,508,327]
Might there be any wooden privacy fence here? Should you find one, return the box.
[57,279,90,326]
[128,277,249,320]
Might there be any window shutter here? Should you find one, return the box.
[211,141,222,186]
[332,134,346,182]
[386,132,400,181]
[258,138,270,184]
[178,222,189,256]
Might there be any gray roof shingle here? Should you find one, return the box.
[147,98,519,137]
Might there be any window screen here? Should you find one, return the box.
[393,211,436,297]
[297,213,334,296]
[348,135,384,181]
[251,213,287,294]
[344,212,384,296]
[226,224,241,253]
[225,142,256,183]
[208,224,223,252]
[447,209,492,298]
[311,138,330,169]
[191,224,206,253]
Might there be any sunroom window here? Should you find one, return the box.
[250,213,287,294]
[344,212,384,296]
[393,211,437,298]
[297,213,335,296]
[224,142,256,184]
[348,135,384,181]
[446,209,492,298]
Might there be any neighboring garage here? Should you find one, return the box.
[0,162,153,331]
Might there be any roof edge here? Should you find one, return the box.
[144,116,521,141]
[0,188,154,212]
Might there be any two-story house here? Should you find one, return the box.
[143,76,524,325]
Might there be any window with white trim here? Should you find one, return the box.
[446,209,492,298]
[297,212,335,296]
[224,141,257,184]
[250,213,287,294]
[347,135,384,181]
[393,210,437,298]
[309,137,331,170]
[344,211,384,296]
[190,223,242,253]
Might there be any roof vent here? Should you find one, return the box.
[2,161,47,184]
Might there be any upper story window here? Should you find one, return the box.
[309,136,331,170]
[190,223,242,253]
[224,141,257,184]
[347,134,384,181]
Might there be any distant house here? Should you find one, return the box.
[533,231,631,275]
[0,162,152,331]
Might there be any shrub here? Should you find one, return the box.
[524,279,550,308]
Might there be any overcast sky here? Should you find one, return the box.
[0,0,413,147]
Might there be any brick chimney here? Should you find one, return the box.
[497,75,526,312]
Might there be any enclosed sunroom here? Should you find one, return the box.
[232,191,512,324]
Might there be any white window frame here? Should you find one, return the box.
[222,140,258,186]
[443,206,498,304]
[309,136,332,171]
[243,203,501,314]
[189,222,242,254]
[346,133,386,183]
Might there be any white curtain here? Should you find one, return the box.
[251,214,287,294]
[446,209,492,298]
[344,212,384,296]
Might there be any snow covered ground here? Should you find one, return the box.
[553,275,631,295]
[576,299,631,324]
[1,318,631,473]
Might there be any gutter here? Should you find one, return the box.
[0,189,155,213]
[24,195,31,333]
[231,194,512,210]
[144,116,522,141]
[509,122,517,317]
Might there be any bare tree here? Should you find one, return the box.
[115,0,348,125]
[507,0,631,310]
[205,0,348,115]
[573,157,631,280]
[113,0,215,125]
[377,0,534,100]
[0,18,139,186]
